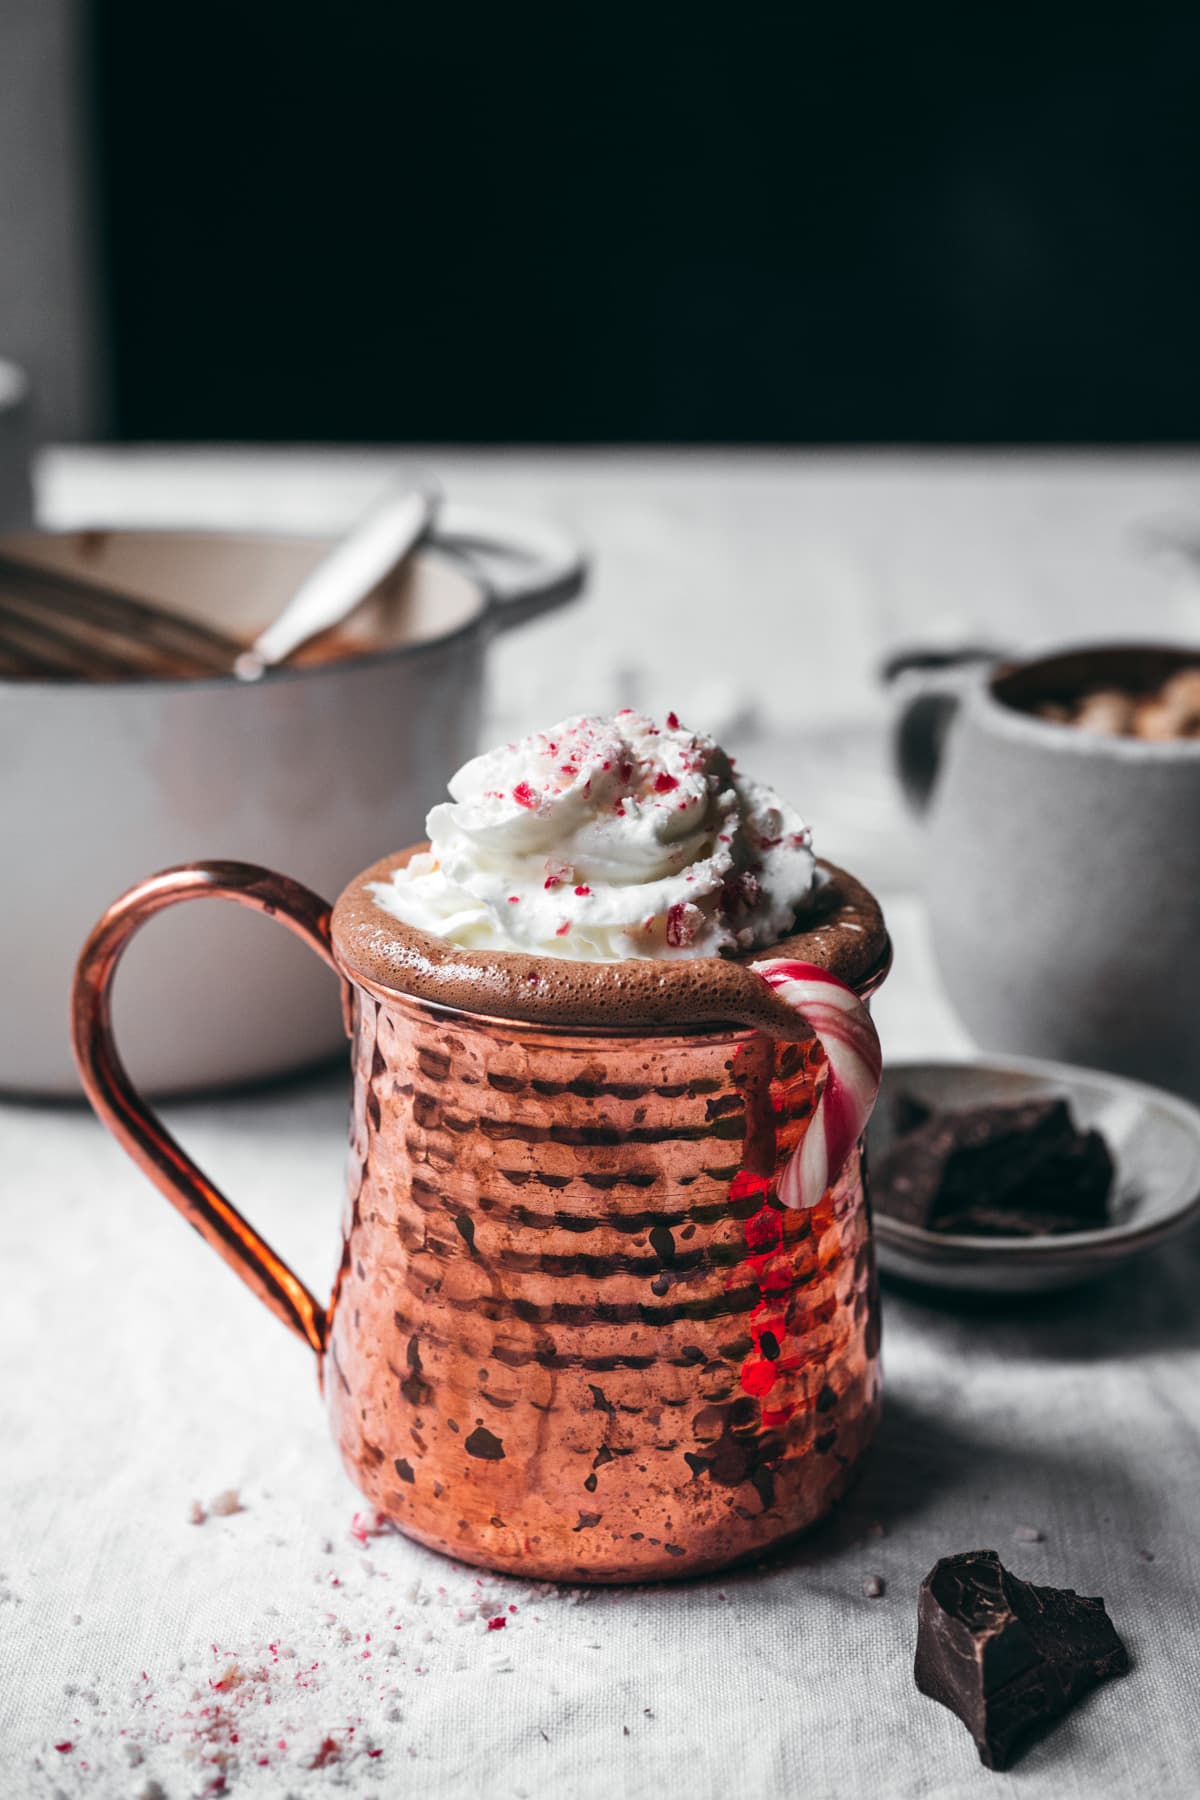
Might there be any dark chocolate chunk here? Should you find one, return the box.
[875,1096,1113,1237]
[937,1131,1114,1237]
[915,1549,1128,1770]
[892,1091,934,1137]
[878,1097,1075,1226]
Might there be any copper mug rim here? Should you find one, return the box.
[343,933,894,1037]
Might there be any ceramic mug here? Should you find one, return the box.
[893,643,1200,1098]
[2,505,584,1096]
[72,859,890,1584]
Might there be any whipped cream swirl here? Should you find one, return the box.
[369,711,817,961]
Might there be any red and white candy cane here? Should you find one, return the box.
[750,959,883,1211]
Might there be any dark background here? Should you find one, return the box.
[88,2,1200,444]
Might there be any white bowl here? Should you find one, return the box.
[869,1055,1200,1294]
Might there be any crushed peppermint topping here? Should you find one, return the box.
[543,857,574,889]
[666,902,704,948]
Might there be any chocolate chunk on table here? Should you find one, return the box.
[875,1096,1113,1236]
[915,1550,1129,1770]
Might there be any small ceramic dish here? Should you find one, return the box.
[869,1056,1200,1294]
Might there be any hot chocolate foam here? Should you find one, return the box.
[333,847,889,1034]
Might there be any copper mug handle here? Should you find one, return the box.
[70,860,343,1355]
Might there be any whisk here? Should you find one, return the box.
[0,483,437,682]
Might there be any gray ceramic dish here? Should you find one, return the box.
[869,1056,1200,1294]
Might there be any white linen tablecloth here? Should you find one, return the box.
[4,450,1200,1800]
[5,1012,1199,1800]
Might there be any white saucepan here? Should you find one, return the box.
[1,505,585,1094]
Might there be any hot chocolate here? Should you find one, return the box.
[72,711,891,1582]
[332,710,889,1032]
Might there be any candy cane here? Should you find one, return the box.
[750,959,883,1211]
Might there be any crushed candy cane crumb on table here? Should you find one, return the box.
[27,1508,629,1798]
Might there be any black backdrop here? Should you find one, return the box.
[89,2,1200,443]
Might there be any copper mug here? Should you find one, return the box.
[72,857,889,1584]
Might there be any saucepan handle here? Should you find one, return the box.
[70,861,343,1354]
[432,499,588,629]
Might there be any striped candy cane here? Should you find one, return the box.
[750,959,883,1211]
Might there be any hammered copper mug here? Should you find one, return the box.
[72,857,889,1584]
